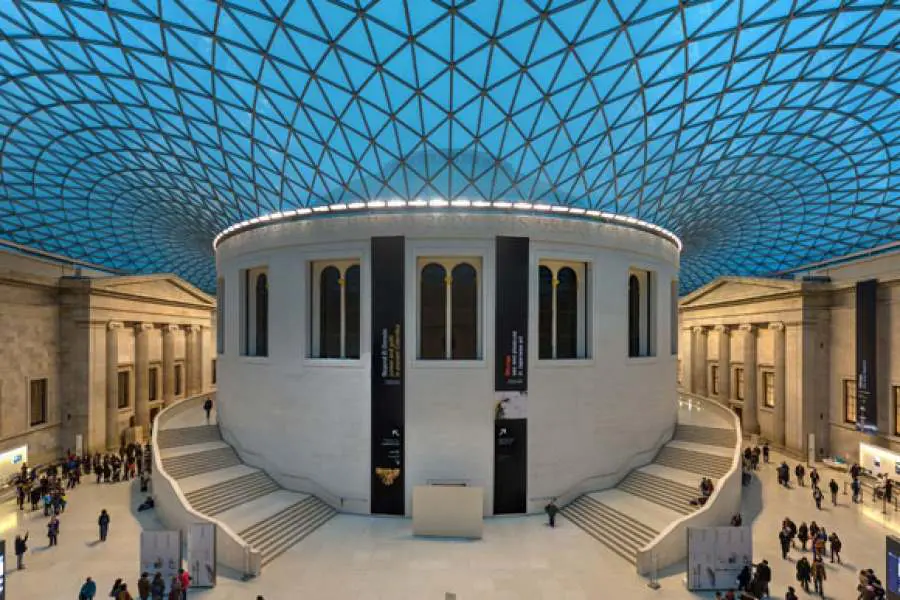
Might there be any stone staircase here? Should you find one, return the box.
[156,421,336,566]
[562,417,737,564]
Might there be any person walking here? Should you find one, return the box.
[813,485,824,510]
[109,579,124,598]
[544,498,559,528]
[78,576,97,600]
[178,567,191,599]
[138,572,151,600]
[829,478,839,505]
[203,397,213,424]
[150,573,165,600]
[168,575,182,600]
[828,532,842,564]
[756,559,772,598]
[47,515,59,546]
[98,508,110,541]
[797,522,809,551]
[14,532,28,569]
[116,582,134,600]
[763,442,770,463]
[810,467,820,488]
[852,476,862,503]
[811,556,827,596]
[796,556,811,593]
[813,534,826,562]
[779,526,791,559]
[785,585,799,600]
[795,464,805,486]
[736,564,751,592]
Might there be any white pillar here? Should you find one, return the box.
[692,326,708,396]
[162,324,178,406]
[716,325,731,401]
[771,321,787,446]
[106,321,123,449]
[186,325,202,396]
[740,324,759,434]
[134,323,153,431]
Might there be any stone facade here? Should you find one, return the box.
[0,249,216,464]
[678,252,900,461]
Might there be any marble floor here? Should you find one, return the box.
[3,447,892,599]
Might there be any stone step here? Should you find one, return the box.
[617,471,698,516]
[157,425,222,449]
[674,424,736,448]
[186,471,281,515]
[561,495,658,564]
[239,496,336,566]
[161,447,242,479]
[653,446,732,478]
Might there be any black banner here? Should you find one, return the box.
[494,236,529,514]
[371,237,405,514]
[495,237,529,391]
[856,279,878,433]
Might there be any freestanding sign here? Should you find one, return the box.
[371,236,405,515]
[493,236,529,514]
[186,523,216,587]
[856,279,878,433]
[139,531,181,587]
[0,539,6,600]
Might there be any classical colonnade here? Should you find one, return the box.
[687,322,787,445]
[105,321,205,448]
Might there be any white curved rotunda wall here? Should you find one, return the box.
[215,211,679,516]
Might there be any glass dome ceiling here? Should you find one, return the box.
[0,1,897,292]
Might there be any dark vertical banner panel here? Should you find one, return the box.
[856,279,878,433]
[371,237,405,514]
[494,236,529,514]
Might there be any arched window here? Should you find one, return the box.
[628,274,640,357]
[556,267,578,359]
[255,273,268,356]
[537,266,553,359]
[345,265,361,359]
[319,266,341,358]
[419,263,447,359]
[451,263,477,359]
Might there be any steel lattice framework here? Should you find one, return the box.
[0,0,898,292]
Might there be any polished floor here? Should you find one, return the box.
[2,442,892,598]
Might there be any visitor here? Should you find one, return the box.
[852,476,862,503]
[828,531,842,564]
[813,532,826,562]
[203,397,213,424]
[785,585,798,600]
[169,575,182,600]
[829,478,839,505]
[109,579,124,598]
[809,467,820,488]
[138,572,151,600]
[795,464,805,486]
[730,513,742,527]
[763,442,770,463]
[178,567,191,599]
[47,515,59,546]
[736,564,751,591]
[779,526,791,559]
[98,508,110,541]
[150,573,165,600]
[795,556,811,592]
[117,582,134,600]
[813,485,823,510]
[78,576,97,600]
[138,496,155,512]
[14,532,28,569]
[544,498,558,528]
[811,556,826,596]
[797,522,809,551]
[754,559,771,598]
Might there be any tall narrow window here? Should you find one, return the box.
[451,263,477,359]
[211,359,217,385]
[29,378,48,426]
[556,267,578,359]
[628,274,641,357]
[255,273,268,356]
[319,267,342,358]
[117,370,130,409]
[763,371,775,408]
[419,263,447,359]
[311,261,362,359]
[843,379,857,424]
[735,367,745,400]
[149,366,159,402]
[174,363,184,396]
[216,277,225,354]
[711,365,719,395]
[538,266,553,359]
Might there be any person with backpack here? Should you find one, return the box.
[544,498,559,528]
[14,532,28,569]
[150,573,166,600]
[78,576,97,600]
[795,464,805,486]
[809,467,820,488]
[203,397,213,424]
[47,515,59,546]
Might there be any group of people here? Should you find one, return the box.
[91,442,149,485]
[79,568,191,600]
[691,477,716,506]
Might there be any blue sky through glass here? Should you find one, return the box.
[0,0,897,291]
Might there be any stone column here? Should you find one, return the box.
[162,324,178,406]
[186,325,202,396]
[740,324,759,434]
[716,325,731,400]
[691,326,708,396]
[105,321,123,449]
[771,321,787,446]
[134,322,153,431]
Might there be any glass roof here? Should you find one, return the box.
[0,1,897,292]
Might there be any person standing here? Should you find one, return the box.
[203,397,213,425]
[138,572,151,600]
[47,515,59,546]
[796,556,811,593]
[779,527,791,559]
[178,567,191,599]
[828,532,842,564]
[795,464,805,486]
[150,573,165,600]
[785,585,799,600]
[79,577,97,600]
[169,575,182,600]
[763,442,770,463]
[811,556,827,596]
[813,485,823,510]
[809,467,820,488]
[756,559,772,598]
[545,499,559,528]
[116,582,134,600]
[98,508,110,542]
[14,532,28,569]
[829,478,839,505]
[797,522,809,551]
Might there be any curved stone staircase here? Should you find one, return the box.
[157,417,335,567]
[561,413,736,565]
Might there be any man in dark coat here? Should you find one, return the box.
[14,532,28,569]
[544,499,559,528]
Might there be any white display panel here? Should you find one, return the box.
[687,526,753,591]
[139,531,182,584]
[186,523,216,588]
